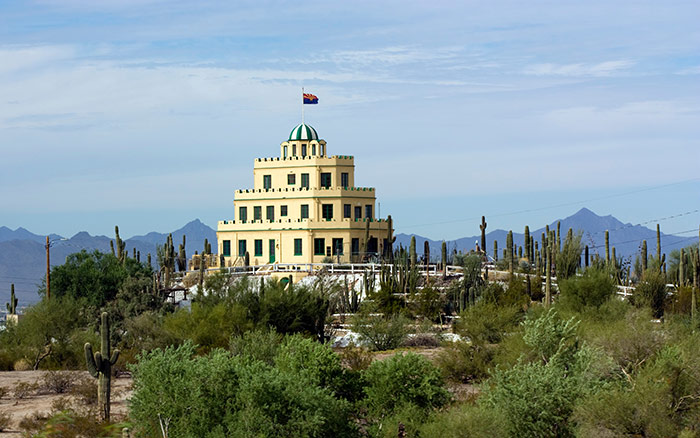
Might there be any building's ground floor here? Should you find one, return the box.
[217,221,390,266]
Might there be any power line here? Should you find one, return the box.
[401,177,700,230]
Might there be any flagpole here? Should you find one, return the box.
[301,87,305,124]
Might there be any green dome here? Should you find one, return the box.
[289,124,318,141]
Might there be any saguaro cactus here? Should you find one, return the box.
[85,312,119,422]
[409,236,417,268]
[641,240,648,272]
[656,224,662,272]
[493,240,498,262]
[6,284,17,314]
[479,216,487,254]
[524,226,530,263]
[113,226,125,263]
[441,241,447,277]
[385,215,394,262]
[605,230,610,264]
[423,241,430,267]
[506,231,513,274]
[545,244,551,307]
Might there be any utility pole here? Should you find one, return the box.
[45,236,51,300]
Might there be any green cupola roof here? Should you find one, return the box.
[289,124,318,141]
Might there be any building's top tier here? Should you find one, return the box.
[288,123,318,141]
[280,123,327,159]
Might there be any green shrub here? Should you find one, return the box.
[363,352,450,418]
[575,341,700,437]
[632,270,668,318]
[229,328,283,365]
[339,343,373,371]
[130,339,356,438]
[352,313,409,351]
[456,302,522,344]
[558,267,616,311]
[483,309,614,438]
[0,411,10,432]
[418,402,507,438]
[436,341,495,383]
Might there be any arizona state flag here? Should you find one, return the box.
[303,93,319,104]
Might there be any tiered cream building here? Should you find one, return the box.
[217,123,391,267]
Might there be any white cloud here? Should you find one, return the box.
[523,60,635,77]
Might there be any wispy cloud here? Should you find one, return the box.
[523,60,635,77]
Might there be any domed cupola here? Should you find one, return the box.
[289,124,318,141]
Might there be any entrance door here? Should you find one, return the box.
[269,239,276,263]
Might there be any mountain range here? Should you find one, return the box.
[395,208,697,263]
[1,208,697,305]
[0,219,216,305]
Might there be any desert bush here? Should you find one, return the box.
[13,381,39,399]
[69,375,98,405]
[352,313,409,351]
[229,328,283,365]
[632,269,668,317]
[436,341,495,383]
[580,307,665,374]
[130,340,355,438]
[575,341,700,437]
[0,411,10,432]
[339,343,373,371]
[18,412,48,436]
[13,359,31,371]
[0,386,8,400]
[42,370,76,394]
[401,333,442,348]
[363,352,450,418]
[418,402,507,438]
[456,302,522,344]
[558,267,616,311]
[483,309,614,438]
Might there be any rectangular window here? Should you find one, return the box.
[292,145,296,156]
[314,238,325,255]
[301,144,307,157]
[294,238,303,256]
[365,205,373,219]
[283,145,288,158]
[352,238,360,255]
[266,205,274,221]
[238,240,246,257]
[222,240,231,257]
[341,172,348,188]
[281,205,288,216]
[354,206,361,220]
[320,172,331,188]
[287,174,295,185]
[254,206,262,221]
[301,204,309,219]
[322,204,333,220]
[332,238,343,255]
[238,206,247,223]
[254,239,263,257]
[312,145,316,155]
[263,175,272,190]
[301,173,310,189]
[344,204,351,218]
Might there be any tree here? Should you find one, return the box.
[43,250,152,308]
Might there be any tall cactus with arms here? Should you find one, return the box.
[85,312,119,422]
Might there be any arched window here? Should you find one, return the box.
[283,145,288,158]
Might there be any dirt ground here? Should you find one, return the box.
[0,371,132,437]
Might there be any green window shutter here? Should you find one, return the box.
[294,238,303,256]
[254,239,263,257]
[222,240,231,257]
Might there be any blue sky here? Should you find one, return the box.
[1,0,698,241]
